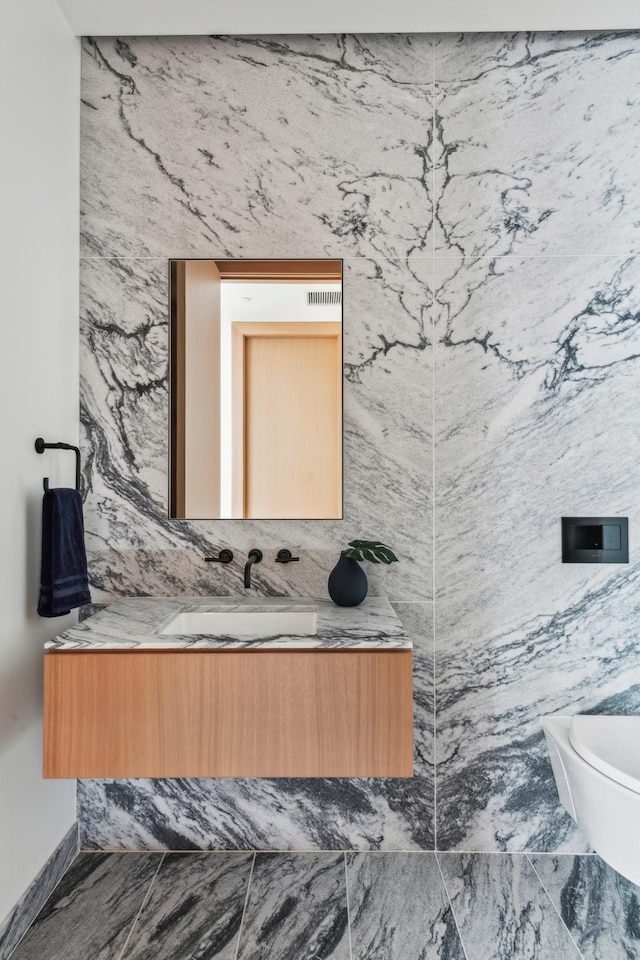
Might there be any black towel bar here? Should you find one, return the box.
[35,438,81,493]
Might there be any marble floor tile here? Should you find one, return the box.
[437,853,582,960]
[0,825,78,960]
[347,852,465,959]
[236,853,349,960]
[10,852,639,960]
[9,853,161,960]
[122,852,254,960]
[529,853,640,960]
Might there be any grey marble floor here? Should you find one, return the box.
[8,851,639,960]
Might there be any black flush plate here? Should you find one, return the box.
[562,517,628,563]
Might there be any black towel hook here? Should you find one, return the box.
[35,438,81,493]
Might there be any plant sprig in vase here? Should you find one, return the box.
[328,539,399,607]
[343,540,399,565]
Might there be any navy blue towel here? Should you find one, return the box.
[38,488,91,618]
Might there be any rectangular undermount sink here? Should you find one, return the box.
[159,607,318,637]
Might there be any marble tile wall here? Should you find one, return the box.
[0,825,78,960]
[79,31,640,852]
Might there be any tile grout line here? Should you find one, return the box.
[343,853,354,960]
[434,853,471,960]
[75,847,598,856]
[526,854,587,960]
[115,853,166,960]
[77,254,640,262]
[232,852,256,960]
[431,29,438,855]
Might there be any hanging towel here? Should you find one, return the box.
[38,488,91,617]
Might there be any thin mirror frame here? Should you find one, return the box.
[168,258,344,520]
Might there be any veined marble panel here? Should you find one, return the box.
[78,603,434,851]
[529,854,640,960]
[123,852,254,960]
[77,30,640,856]
[0,826,78,960]
[81,36,433,260]
[433,32,640,257]
[434,254,640,850]
[347,853,464,959]
[9,854,161,960]
[236,853,349,960]
[80,255,432,603]
[437,853,582,959]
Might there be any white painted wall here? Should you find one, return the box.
[55,0,640,37]
[0,0,79,926]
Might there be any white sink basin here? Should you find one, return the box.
[159,607,318,637]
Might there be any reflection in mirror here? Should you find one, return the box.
[170,259,343,520]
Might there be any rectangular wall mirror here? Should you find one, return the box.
[169,259,343,519]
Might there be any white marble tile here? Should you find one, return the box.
[78,775,436,852]
[347,852,465,959]
[81,36,433,260]
[434,254,640,850]
[122,853,253,960]
[433,32,640,257]
[236,853,349,960]
[80,255,433,603]
[438,853,582,960]
[0,826,78,960]
[9,854,161,960]
[433,31,597,82]
[392,602,434,780]
[529,854,640,960]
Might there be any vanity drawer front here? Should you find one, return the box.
[43,650,413,778]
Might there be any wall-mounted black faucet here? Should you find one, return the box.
[205,549,233,564]
[244,549,263,588]
[275,549,300,564]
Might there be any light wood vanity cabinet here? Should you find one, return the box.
[43,648,413,779]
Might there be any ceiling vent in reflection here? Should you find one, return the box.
[306,290,342,306]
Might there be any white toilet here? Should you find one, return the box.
[541,714,640,884]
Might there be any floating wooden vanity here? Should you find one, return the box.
[43,598,413,779]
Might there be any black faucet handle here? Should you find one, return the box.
[276,549,300,564]
[205,549,234,564]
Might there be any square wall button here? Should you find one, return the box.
[562,517,628,563]
[603,524,622,550]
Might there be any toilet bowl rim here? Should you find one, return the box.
[541,714,640,796]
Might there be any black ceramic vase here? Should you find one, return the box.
[328,552,368,607]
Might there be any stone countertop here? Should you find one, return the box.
[44,596,411,651]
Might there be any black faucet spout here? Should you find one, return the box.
[244,549,263,588]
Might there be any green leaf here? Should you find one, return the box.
[343,540,399,564]
[377,546,398,564]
